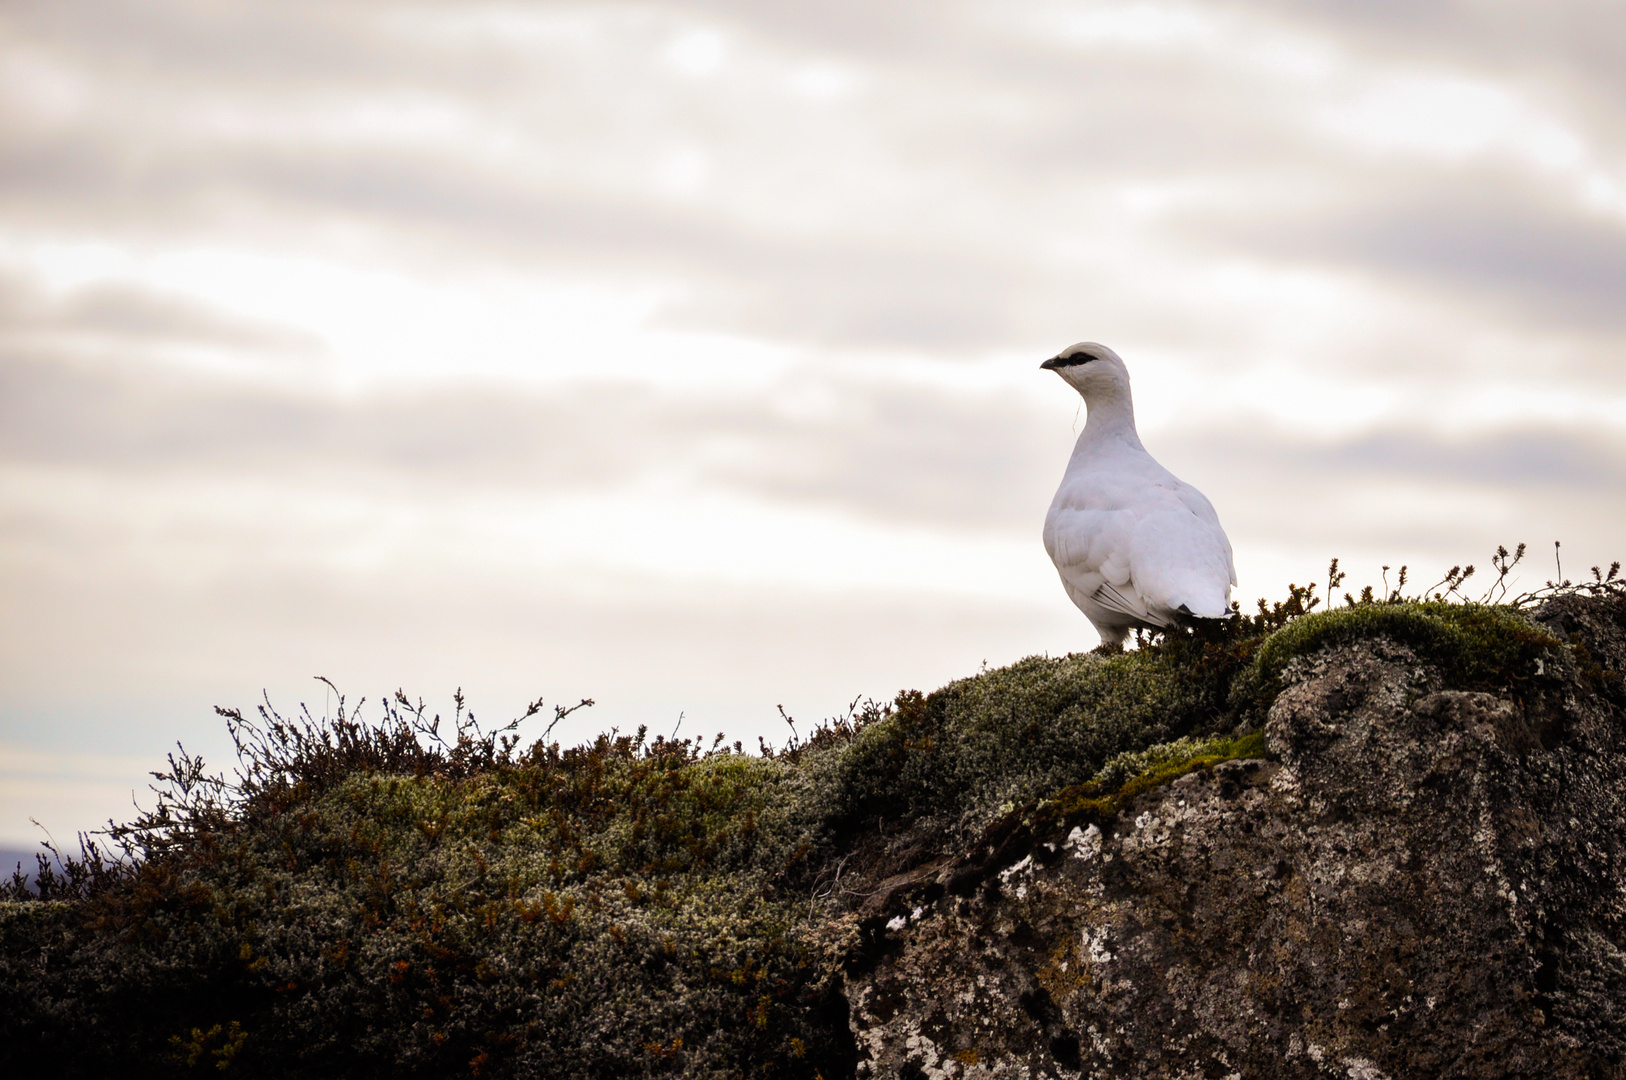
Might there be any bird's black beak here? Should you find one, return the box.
[1040,356,1062,370]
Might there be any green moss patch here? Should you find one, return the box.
[1041,730,1266,825]
[1232,602,1566,718]
[798,640,1253,854]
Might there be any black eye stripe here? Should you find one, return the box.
[1041,347,1101,370]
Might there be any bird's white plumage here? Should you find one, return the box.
[1040,342,1235,647]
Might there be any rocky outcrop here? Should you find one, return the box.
[844,597,1626,1079]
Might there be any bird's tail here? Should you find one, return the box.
[1173,601,1234,622]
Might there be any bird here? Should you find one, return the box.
[1040,342,1235,649]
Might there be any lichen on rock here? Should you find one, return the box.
[843,595,1626,1080]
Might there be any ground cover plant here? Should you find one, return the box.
[2,546,1620,1078]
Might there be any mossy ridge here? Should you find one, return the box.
[1,734,835,1079]
[5,589,1606,1078]
[249,748,824,1078]
[1232,601,1568,719]
[802,640,1253,856]
[804,599,1568,901]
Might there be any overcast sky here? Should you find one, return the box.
[4,0,1625,849]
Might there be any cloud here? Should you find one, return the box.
[6,0,1623,361]
[1251,0,1626,104]
[0,271,321,349]
[6,343,1621,556]
[1167,424,1626,491]
[1228,177,1626,334]
[0,349,1064,531]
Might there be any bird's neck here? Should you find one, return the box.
[1078,386,1142,449]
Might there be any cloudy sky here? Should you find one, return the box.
[3,0,1625,850]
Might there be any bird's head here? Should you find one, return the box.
[1039,341,1131,399]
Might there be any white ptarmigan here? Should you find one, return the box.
[1040,342,1235,648]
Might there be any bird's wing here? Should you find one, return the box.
[1044,503,1160,624]
[1093,579,1158,622]
[1172,481,1236,587]
[1127,495,1235,619]
[1044,504,1131,585]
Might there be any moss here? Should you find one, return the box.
[0,899,74,926]
[1021,731,1269,840]
[1233,602,1566,718]
[800,641,1250,852]
[0,734,838,1079]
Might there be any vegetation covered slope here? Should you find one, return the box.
[1,566,1616,1079]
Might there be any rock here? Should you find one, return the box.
[844,607,1626,1079]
